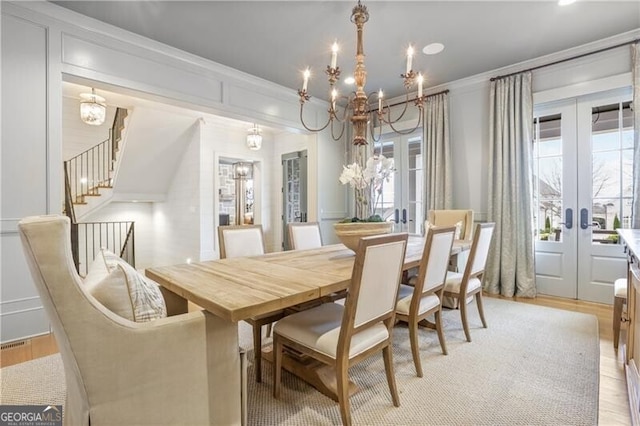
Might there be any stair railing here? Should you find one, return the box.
[64,107,128,206]
[63,107,133,275]
[65,136,113,205]
[76,221,136,276]
[64,162,79,272]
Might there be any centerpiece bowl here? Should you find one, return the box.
[333,221,394,252]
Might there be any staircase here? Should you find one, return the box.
[64,108,135,275]
[64,107,128,212]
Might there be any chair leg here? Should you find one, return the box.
[266,323,273,338]
[613,296,624,350]
[408,320,423,377]
[382,345,400,407]
[476,292,487,328]
[273,336,283,398]
[434,309,448,355]
[336,360,352,426]
[460,296,471,342]
[253,324,263,382]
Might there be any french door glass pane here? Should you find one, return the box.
[590,101,631,243]
[533,113,563,242]
[375,140,395,220]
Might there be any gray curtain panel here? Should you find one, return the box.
[485,72,536,298]
[632,42,640,229]
[424,92,452,211]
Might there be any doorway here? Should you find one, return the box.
[533,89,630,303]
[372,131,423,235]
[282,150,308,250]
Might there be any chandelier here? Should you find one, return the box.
[246,124,262,150]
[297,1,425,146]
[79,88,106,126]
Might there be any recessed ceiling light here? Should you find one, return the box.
[344,76,355,85]
[558,0,576,5]
[423,43,445,55]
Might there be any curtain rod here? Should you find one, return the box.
[490,38,639,81]
[382,89,450,110]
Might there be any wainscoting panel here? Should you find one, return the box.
[226,83,303,128]
[1,235,49,344]
[1,14,50,344]
[61,33,224,106]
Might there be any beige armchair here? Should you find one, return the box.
[19,215,244,426]
[427,209,474,241]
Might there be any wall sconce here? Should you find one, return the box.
[79,88,106,126]
[246,124,262,151]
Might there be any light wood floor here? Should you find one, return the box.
[0,295,631,424]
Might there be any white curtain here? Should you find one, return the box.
[631,42,640,228]
[485,72,536,298]
[424,92,452,211]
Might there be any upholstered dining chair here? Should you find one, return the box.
[395,226,456,377]
[288,222,323,250]
[273,233,408,426]
[443,222,495,342]
[287,221,349,305]
[427,209,474,240]
[18,215,243,426]
[218,224,285,383]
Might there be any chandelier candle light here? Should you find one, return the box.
[297,0,426,146]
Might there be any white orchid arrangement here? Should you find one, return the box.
[339,154,395,221]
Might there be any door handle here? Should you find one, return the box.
[580,208,589,230]
[402,209,407,224]
[559,208,573,229]
[394,209,399,224]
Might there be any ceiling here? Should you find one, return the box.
[52,1,640,101]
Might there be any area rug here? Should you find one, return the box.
[1,297,599,425]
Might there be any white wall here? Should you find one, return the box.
[152,124,201,267]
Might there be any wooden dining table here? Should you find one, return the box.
[146,236,470,400]
[146,236,470,323]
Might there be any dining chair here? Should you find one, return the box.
[287,221,350,305]
[218,224,285,383]
[443,222,495,342]
[395,226,456,377]
[273,233,409,426]
[288,222,323,250]
[427,209,474,240]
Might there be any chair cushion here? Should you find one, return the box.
[274,303,389,359]
[615,278,628,299]
[396,284,440,316]
[444,271,481,295]
[85,250,167,322]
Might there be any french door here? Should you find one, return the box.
[372,131,423,235]
[533,89,630,303]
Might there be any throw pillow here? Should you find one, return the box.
[85,250,167,322]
